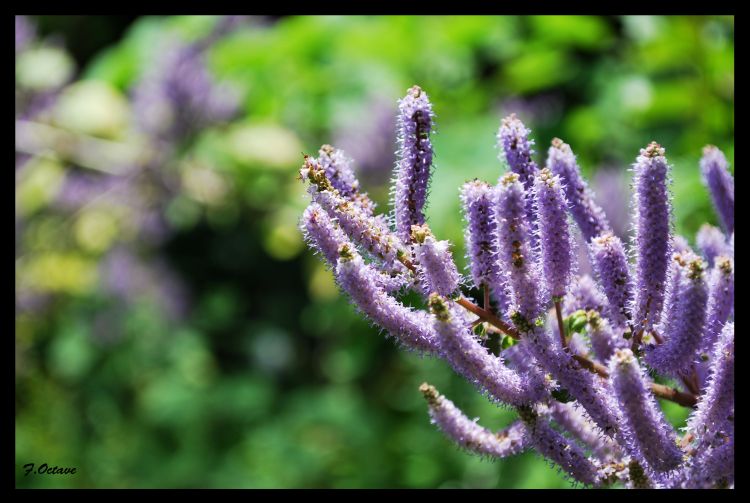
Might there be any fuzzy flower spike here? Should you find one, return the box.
[411,224,460,298]
[317,144,376,216]
[609,348,682,473]
[497,114,540,250]
[420,383,529,458]
[700,145,734,234]
[546,138,611,242]
[630,142,672,340]
[336,244,438,354]
[589,233,634,329]
[428,294,536,407]
[393,85,435,242]
[645,252,708,376]
[495,172,542,325]
[534,167,574,301]
[460,179,507,309]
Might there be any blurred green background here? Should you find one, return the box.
[15,15,733,488]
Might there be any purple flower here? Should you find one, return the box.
[701,256,734,355]
[548,401,622,462]
[646,252,708,376]
[336,245,438,354]
[518,405,599,486]
[534,167,575,299]
[132,36,238,142]
[411,225,460,297]
[696,224,729,268]
[298,87,734,488]
[609,349,682,472]
[630,142,672,338]
[592,167,631,241]
[497,114,540,250]
[587,311,628,364]
[546,138,610,242]
[672,234,691,254]
[317,145,360,199]
[300,203,349,267]
[497,114,538,193]
[700,145,734,234]
[495,173,542,324]
[687,322,734,451]
[15,16,35,53]
[563,274,608,316]
[525,327,619,437]
[302,157,408,270]
[318,145,376,216]
[393,85,434,242]
[589,233,633,328]
[333,94,397,187]
[460,179,507,309]
[420,383,528,458]
[681,435,734,489]
[694,255,734,387]
[429,294,536,407]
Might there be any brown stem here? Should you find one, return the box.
[554,301,567,350]
[651,329,664,345]
[571,355,697,408]
[397,245,520,342]
[483,285,490,311]
[396,252,417,273]
[572,355,608,377]
[679,368,700,396]
[680,433,695,448]
[631,329,643,353]
[650,382,698,408]
[456,296,520,340]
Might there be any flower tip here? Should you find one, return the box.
[686,256,706,280]
[551,137,567,150]
[407,85,423,98]
[702,144,718,156]
[612,347,635,366]
[502,112,519,126]
[411,223,432,244]
[428,293,451,321]
[419,381,437,396]
[338,243,355,261]
[500,172,520,186]
[538,167,557,186]
[641,141,665,158]
[717,256,733,274]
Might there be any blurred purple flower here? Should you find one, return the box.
[498,94,562,126]
[592,167,631,241]
[53,171,127,211]
[15,16,35,53]
[54,170,172,246]
[100,247,189,321]
[132,35,239,142]
[333,95,397,187]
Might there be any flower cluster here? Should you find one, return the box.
[298,87,734,488]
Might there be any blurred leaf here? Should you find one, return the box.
[503,48,577,94]
[530,16,614,50]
